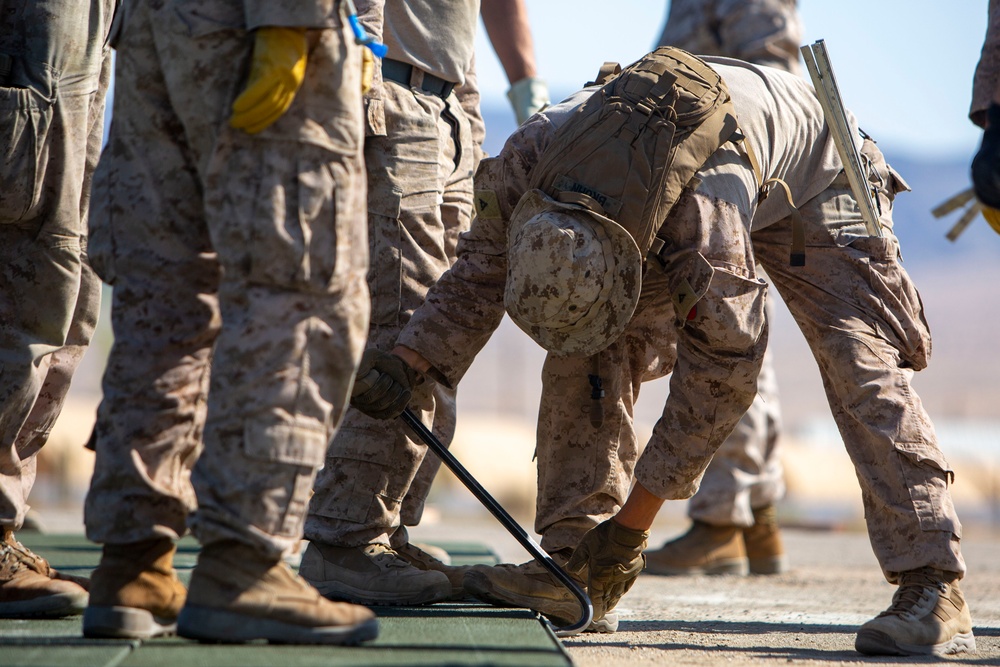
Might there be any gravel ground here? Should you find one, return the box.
[413,519,1000,666]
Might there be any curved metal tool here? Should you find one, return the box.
[400,408,594,637]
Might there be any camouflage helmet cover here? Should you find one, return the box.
[505,189,642,356]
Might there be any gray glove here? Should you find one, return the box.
[507,76,549,124]
[350,349,422,420]
[565,519,648,622]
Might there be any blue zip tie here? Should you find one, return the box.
[347,14,387,58]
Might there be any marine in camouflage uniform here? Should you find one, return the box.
[647,0,803,576]
[300,0,479,606]
[363,54,973,653]
[0,0,115,618]
[81,0,377,644]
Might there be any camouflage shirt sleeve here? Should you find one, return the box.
[396,117,554,387]
[972,0,1000,127]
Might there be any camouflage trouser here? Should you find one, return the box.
[83,0,368,559]
[305,74,475,548]
[688,330,784,528]
[751,142,963,580]
[657,0,803,75]
[0,0,114,530]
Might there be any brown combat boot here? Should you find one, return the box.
[0,528,88,618]
[644,521,748,576]
[393,541,472,601]
[83,538,187,638]
[462,552,615,633]
[743,505,788,575]
[855,568,975,656]
[178,540,378,645]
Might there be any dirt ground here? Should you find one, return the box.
[413,519,1000,666]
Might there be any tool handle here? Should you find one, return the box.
[400,408,594,637]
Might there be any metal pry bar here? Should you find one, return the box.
[801,40,883,238]
[399,408,594,637]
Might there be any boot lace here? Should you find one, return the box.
[364,544,411,570]
[878,568,947,622]
[0,533,50,580]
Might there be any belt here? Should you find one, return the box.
[381,58,455,98]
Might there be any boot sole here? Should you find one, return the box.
[0,591,87,619]
[644,558,749,577]
[855,629,977,656]
[748,554,788,575]
[176,606,379,645]
[83,605,177,639]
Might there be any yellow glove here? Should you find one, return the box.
[230,27,308,134]
[982,205,1000,235]
[361,47,374,95]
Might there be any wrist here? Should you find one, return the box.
[391,345,431,373]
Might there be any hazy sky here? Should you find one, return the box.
[473,1,988,159]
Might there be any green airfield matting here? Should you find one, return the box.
[1,534,573,667]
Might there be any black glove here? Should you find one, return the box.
[350,349,423,420]
[565,519,648,623]
[972,103,1000,209]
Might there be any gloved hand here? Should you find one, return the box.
[972,103,1000,212]
[506,76,550,125]
[351,349,423,420]
[230,27,308,134]
[361,47,375,95]
[565,519,648,623]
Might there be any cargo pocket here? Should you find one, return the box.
[366,184,440,326]
[849,235,930,370]
[694,266,768,354]
[243,416,328,537]
[0,84,52,224]
[893,440,961,538]
[213,140,361,294]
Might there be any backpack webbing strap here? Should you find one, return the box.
[763,177,806,267]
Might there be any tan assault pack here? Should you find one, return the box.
[527,47,740,260]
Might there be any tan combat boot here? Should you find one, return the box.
[393,541,471,601]
[743,505,788,575]
[0,528,88,618]
[83,538,187,638]
[643,521,748,575]
[855,568,976,656]
[462,552,616,633]
[299,541,451,606]
[177,540,378,645]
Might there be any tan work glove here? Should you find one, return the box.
[506,76,549,125]
[565,519,648,622]
[230,27,308,134]
[351,349,424,420]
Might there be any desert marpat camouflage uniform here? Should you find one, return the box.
[0,0,115,531]
[656,0,801,528]
[658,0,802,74]
[83,0,368,559]
[972,0,1000,127]
[305,0,479,548]
[398,59,965,579]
